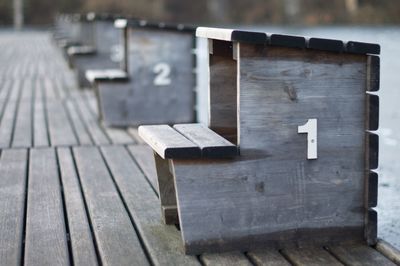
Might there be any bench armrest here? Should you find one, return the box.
[139,124,238,159]
[67,45,96,56]
[85,69,129,83]
[173,124,237,158]
[138,125,201,159]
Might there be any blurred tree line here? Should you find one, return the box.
[1,0,400,25]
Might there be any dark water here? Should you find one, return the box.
[197,26,400,248]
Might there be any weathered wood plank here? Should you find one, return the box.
[375,239,400,265]
[47,101,78,146]
[64,100,93,146]
[74,98,110,145]
[12,81,32,148]
[200,252,252,266]
[0,100,17,148]
[138,125,200,159]
[247,249,291,266]
[33,100,50,147]
[57,148,98,266]
[281,247,343,266]
[101,145,200,266]
[329,244,396,266]
[0,149,28,265]
[173,123,237,157]
[73,146,149,265]
[367,55,380,92]
[25,148,70,266]
[127,145,158,191]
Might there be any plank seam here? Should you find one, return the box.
[55,149,75,265]
[20,148,30,266]
[9,80,23,148]
[99,146,153,265]
[70,147,103,264]
[61,99,82,146]
[323,246,348,265]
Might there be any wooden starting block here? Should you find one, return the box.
[139,27,381,255]
[68,13,126,88]
[86,19,196,127]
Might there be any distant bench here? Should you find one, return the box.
[66,13,126,88]
[139,26,382,255]
[85,18,197,127]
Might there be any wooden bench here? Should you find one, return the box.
[68,13,126,88]
[86,18,197,127]
[139,26,381,255]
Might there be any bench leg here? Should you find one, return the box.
[154,152,179,225]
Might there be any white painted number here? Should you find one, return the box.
[153,63,171,86]
[298,119,318,160]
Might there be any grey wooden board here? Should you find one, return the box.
[281,247,342,265]
[0,100,18,148]
[25,148,70,266]
[247,249,291,266]
[173,123,237,157]
[73,146,149,265]
[0,79,11,100]
[139,125,200,159]
[47,101,78,146]
[127,144,158,192]
[200,252,252,266]
[74,98,110,145]
[101,145,200,266]
[12,83,32,148]
[64,100,93,145]
[57,148,98,266]
[329,244,397,266]
[33,99,50,147]
[209,40,238,143]
[0,149,28,265]
[96,27,195,127]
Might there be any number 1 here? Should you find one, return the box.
[298,119,318,160]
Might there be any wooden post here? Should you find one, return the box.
[13,0,24,30]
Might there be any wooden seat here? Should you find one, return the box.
[138,124,237,159]
[85,69,128,83]
[140,26,381,255]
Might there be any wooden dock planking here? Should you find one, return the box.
[0,149,28,265]
[73,146,149,265]
[25,148,70,266]
[57,148,98,266]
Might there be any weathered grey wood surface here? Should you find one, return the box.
[0,29,396,266]
[96,27,195,126]
[139,125,200,159]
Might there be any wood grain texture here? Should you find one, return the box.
[366,209,377,245]
[375,239,400,265]
[33,99,49,147]
[173,123,238,158]
[12,81,32,148]
[139,125,200,159]
[329,244,396,266]
[209,40,238,144]
[247,249,291,266]
[65,100,93,145]
[96,27,195,126]
[101,145,200,266]
[367,132,379,170]
[25,148,70,266]
[73,146,149,266]
[57,148,98,266]
[200,251,252,266]
[0,100,18,148]
[367,94,379,131]
[128,145,158,191]
[0,149,28,265]
[47,101,78,146]
[281,247,342,265]
[367,56,380,92]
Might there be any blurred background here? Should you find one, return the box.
[1,0,399,250]
[1,0,400,26]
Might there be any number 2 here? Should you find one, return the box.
[298,119,318,160]
[153,63,171,86]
